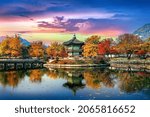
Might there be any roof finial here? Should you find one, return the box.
[73,33,76,40]
[73,33,76,38]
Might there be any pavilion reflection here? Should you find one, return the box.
[62,70,85,95]
[0,67,149,95]
[46,68,85,95]
[46,68,115,93]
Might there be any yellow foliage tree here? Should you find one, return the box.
[0,35,22,57]
[29,41,45,58]
[141,42,150,53]
[46,42,67,58]
[82,35,100,57]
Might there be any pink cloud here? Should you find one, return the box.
[96,29,124,36]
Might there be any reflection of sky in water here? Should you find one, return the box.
[0,68,149,100]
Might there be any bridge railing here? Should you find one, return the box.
[0,58,43,62]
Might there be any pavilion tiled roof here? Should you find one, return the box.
[63,35,84,46]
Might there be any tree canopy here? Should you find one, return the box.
[46,42,68,58]
[0,35,22,57]
[29,41,45,58]
[82,35,100,57]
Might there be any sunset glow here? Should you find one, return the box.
[0,0,150,43]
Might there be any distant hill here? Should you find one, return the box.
[19,37,30,46]
[0,36,5,42]
[0,36,30,46]
[133,23,150,40]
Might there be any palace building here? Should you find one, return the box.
[63,35,84,57]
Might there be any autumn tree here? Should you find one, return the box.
[46,42,68,58]
[98,38,113,55]
[116,34,143,59]
[134,40,150,58]
[29,41,45,58]
[109,46,119,55]
[82,35,100,57]
[0,37,9,56]
[0,35,22,57]
[142,39,150,53]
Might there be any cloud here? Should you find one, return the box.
[17,31,32,34]
[37,16,130,34]
[0,0,150,36]
[18,14,34,21]
[38,16,88,32]
[0,1,70,17]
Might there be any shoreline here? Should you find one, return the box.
[110,58,150,64]
[44,63,110,68]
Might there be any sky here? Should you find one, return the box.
[0,0,150,43]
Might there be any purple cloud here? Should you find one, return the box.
[37,16,132,33]
[37,16,86,32]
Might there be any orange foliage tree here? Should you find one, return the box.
[115,34,143,59]
[29,41,45,58]
[82,35,100,57]
[46,42,68,58]
[134,41,150,58]
[0,35,22,57]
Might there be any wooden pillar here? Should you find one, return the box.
[14,62,17,69]
[0,63,5,70]
[4,63,7,70]
[23,62,26,69]
[5,63,9,70]
[41,63,43,68]
[31,62,34,69]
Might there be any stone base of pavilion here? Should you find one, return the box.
[44,63,110,68]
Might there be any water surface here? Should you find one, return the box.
[0,67,149,100]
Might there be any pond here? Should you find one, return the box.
[0,67,149,100]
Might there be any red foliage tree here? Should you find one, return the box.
[109,47,118,54]
[59,49,68,58]
[135,50,147,56]
[98,39,111,55]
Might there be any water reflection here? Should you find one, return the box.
[0,67,149,99]
[83,69,114,89]
[29,69,43,83]
[117,71,150,93]
[0,71,25,87]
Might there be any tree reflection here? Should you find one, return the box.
[83,70,101,89]
[83,69,114,89]
[29,69,43,83]
[46,70,59,79]
[0,67,149,96]
[46,68,115,92]
[116,70,150,93]
[0,71,25,88]
[46,68,85,95]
